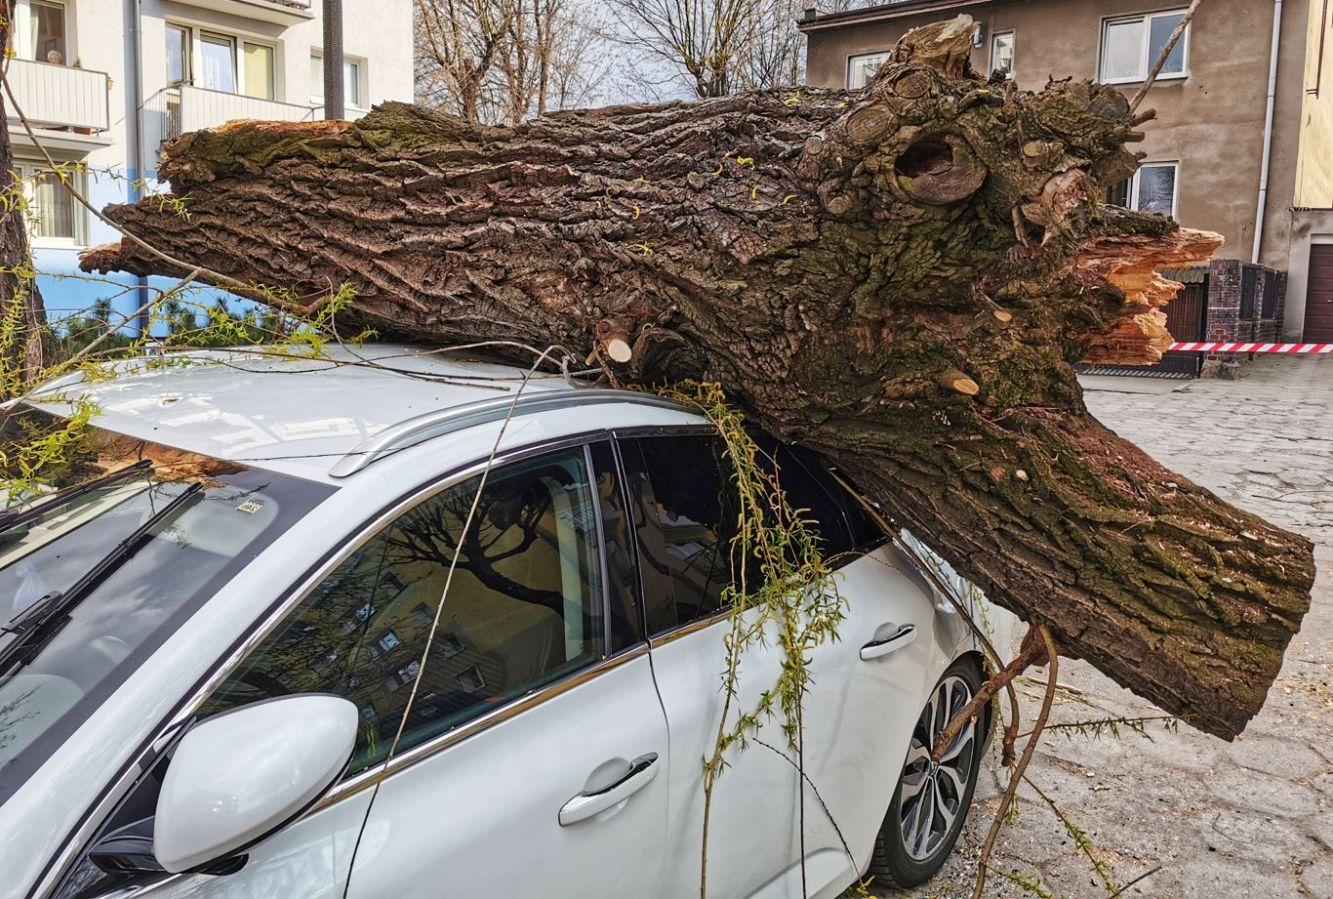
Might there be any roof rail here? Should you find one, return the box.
[328,387,691,478]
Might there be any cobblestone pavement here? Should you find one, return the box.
[880,356,1333,899]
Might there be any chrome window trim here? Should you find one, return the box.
[312,642,650,810]
[329,389,692,477]
[647,608,732,647]
[34,429,618,899]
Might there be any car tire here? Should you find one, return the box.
[867,657,986,889]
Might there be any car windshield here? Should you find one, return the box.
[0,410,333,805]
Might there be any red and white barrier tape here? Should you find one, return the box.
[1168,342,1333,354]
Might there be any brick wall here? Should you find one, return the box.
[1205,260,1285,343]
[1207,259,1243,341]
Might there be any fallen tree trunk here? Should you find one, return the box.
[81,16,1313,739]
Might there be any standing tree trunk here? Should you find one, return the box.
[83,16,1315,740]
[0,0,51,396]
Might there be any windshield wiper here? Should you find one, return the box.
[0,460,155,535]
[0,482,204,674]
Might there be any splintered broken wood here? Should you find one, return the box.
[81,16,1314,739]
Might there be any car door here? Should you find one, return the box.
[624,433,939,899]
[771,447,945,891]
[52,441,667,899]
[340,441,670,898]
[616,432,801,898]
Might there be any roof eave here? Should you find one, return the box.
[797,0,992,33]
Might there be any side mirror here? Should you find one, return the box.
[153,694,358,874]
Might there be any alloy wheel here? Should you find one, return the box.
[897,674,977,861]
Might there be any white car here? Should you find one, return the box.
[0,346,1015,899]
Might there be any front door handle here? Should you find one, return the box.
[558,753,660,826]
[860,624,917,661]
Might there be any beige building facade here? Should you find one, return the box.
[801,0,1333,343]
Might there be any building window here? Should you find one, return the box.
[991,32,1014,78]
[243,41,276,100]
[166,24,190,85]
[310,52,367,108]
[847,51,890,89]
[1106,162,1179,218]
[30,0,68,65]
[17,164,83,244]
[199,32,238,93]
[1100,10,1190,84]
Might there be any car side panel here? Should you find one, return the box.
[343,653,669,898]
[126,792,375,899]
[795,546,956,886]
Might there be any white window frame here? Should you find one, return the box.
[25,0,74,66]
[1117,161,1180,219]
[16,162,87,248]
[164,21,192,86]
[169,23,281,101]
[846,51,890,89]
[198,30,239,93]
[310,50,369,110]
[1098,9,1192,85]
[990,31,1015,79]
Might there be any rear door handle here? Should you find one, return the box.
[860,624,916,661]
[558,753,660,826]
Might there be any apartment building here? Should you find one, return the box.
[3,0,414,325]
[800,0,1333,349]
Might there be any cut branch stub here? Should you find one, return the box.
[80,14,1314,739]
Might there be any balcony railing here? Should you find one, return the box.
[3,59,110,133]
[170,0,312,25]
[146,85,319,150]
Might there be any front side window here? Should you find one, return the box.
[1106,162,1178,218]
[1100,10,1189,83]
[991,32,1014,78]
[199,32,237,93]
[847,51,890,89]
[202,445,606,776]
[0,410,332,806]
[29,0,67,65]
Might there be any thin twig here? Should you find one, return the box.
[0,73,257,296]
[0,269,204,427]
[1129,0,1203,112]
[933,626,1047,764]
[383,342,566,765]
[972,625,1058,899]
[1108,864,1163,897]
[1022,774,1118,895]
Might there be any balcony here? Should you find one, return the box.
[3,59,111,153]
[146,85,319,151]
[170,0,313,25]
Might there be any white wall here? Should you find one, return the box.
[7,0,414,326]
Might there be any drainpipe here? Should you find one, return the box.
[1251,0,1283,265]
[322,0,345,120]
[123,0,150,336]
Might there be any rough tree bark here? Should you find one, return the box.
[0,0,52,396]
[81,16,1314,739]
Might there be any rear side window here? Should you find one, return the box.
[201,445,606,776]
[773,442,885,552]
[620,435,740,634]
